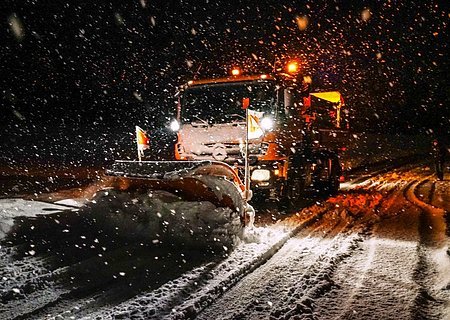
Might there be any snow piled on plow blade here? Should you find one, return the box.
[84,189,243,248]
[106,160,247,220]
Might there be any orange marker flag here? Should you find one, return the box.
[242,97,250,109]
[303,95,311,108]
[136,126,149,161]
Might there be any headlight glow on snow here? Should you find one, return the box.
[170,119,180,131]
[260,117,274,131]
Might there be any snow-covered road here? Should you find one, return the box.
[0,164,449,319]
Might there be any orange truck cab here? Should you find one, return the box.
[159,64,348,206]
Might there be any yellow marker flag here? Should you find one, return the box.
[248,109,264,139]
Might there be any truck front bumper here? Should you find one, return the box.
[249,161,286,200]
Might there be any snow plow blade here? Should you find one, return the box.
[106,160,248,224]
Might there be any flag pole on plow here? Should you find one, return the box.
[135,126,149,162]
[242,97,250,200]
[242,97,255,228]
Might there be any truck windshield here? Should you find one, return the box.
[182,81,276,124]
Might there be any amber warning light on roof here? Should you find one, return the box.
[231,67,241,76]
[286,60,300,74]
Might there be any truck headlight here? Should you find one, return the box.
[170,119,180,131]
[251,169,271,181]
[260,117,274,131]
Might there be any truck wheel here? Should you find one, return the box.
[280,162,308,210]
[313,156,340,196]
[287,176,304,208]
[278,179,303,211]
[325,158,340,196]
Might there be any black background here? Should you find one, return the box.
[1,0,448,167]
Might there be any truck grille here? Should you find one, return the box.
[202,142,269,156]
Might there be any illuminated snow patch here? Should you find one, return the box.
[54,199,83,207]
[241,225,289,245]
[0,199,74,239]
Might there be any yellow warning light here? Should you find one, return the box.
[303,75,312,84]
[231,68,241,76]
[286,60,300,74]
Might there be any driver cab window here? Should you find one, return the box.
[283,88,305,120]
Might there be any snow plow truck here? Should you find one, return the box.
[107,60,349,226]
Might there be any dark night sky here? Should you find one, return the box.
[1,0,449,165]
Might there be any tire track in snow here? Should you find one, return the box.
[405,176,449,320]
[413,178,433,206]
[78,207,329,320]
[196,189,388,320]
[343,163,422,189]
[317,187,403,320]
[0,244,108,320]
[220,188,395,319]
[0,243,101,320]
[169,208,341,320]
[0,248,70,320]
[269,235,362,320]
[195,215,347,319]
[304,168,433,319]
[8,243,211,320]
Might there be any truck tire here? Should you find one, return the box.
[327,158,340,195]
[323,157,340,196]
[287,174,304,208]
[313,155,340,196]
[280,159,309,210]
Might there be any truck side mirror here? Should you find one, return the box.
[284,89,298,118]
[284,89,293,111]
